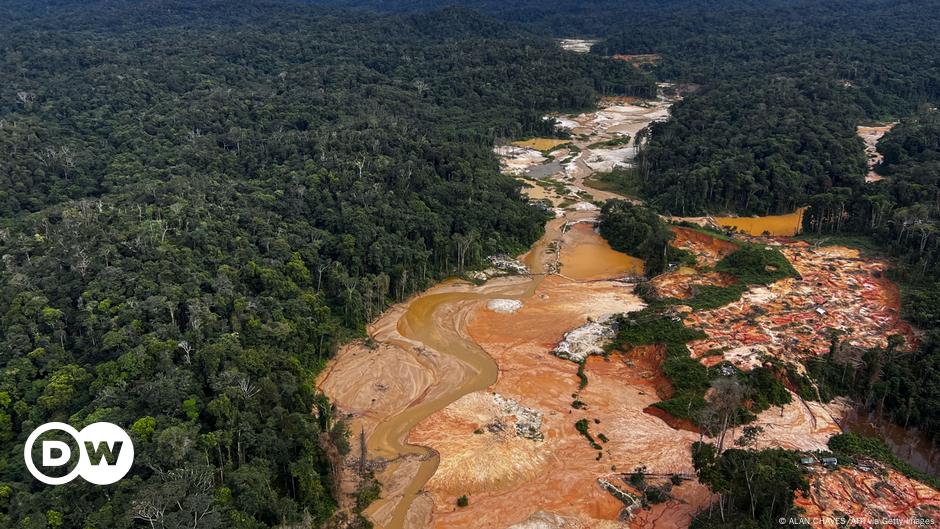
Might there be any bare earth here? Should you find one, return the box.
[318,87,933,529]
[857,123,897,183]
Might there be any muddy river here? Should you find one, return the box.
[842,409,940,475]
[360,237,551,528]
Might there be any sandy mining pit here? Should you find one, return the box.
[669,226,739,266]
[650,267,736,300]
[317,187,676,529]
[682,241,917,369]
[417,271,712,529]
[650,227,918,373]
[496,145,549,175]
[857,123,897,183]
[513,138,571,151]
[497,95,675,204]
[734,397,849,452]
[555,97,671,142]
[318,80,934,529]
[550,95,676,204]
[400,226,871,529]
[649,227,919,453]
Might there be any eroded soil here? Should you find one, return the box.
[796,466,940,528]
[318,86,934,529]
[857,123,897,183]
[684,241,917,369]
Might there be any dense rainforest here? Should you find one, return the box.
[0,2,653,528]
[595,5,940,525]
[591,0,940,216]
[329,0,940,217]
[3,0,940,528]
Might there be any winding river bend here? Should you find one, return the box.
[362,244,548,529]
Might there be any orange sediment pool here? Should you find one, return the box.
[712,207,807,237]
[559,222,644,280]
[511,138,569,151]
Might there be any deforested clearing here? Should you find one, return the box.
[557,38,600,53]
[611,53,663,67]
[857,123,897,182]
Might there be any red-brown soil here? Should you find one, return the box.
[796,466,940,528]
[670,226,739,266]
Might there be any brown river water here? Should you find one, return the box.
[359,222,550,528]
[842,409,940,475]
[360,215,646,528]
[559,222,644,281]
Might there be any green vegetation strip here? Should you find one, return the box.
[599,200,694,276]
[586,167,644,198]
[587,135,631,149]
[575,418,602,450]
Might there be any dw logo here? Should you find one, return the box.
[24,422,134,485]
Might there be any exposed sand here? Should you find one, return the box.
[684,242,917,367]
[487,299,524,313]
[555,99,672,142]
[731,396,848,452]
[319,187,660,528]
[409,391,548,495]
[669,226,739,267]
[421,272,708,529]
[629,481,714,529]
[857,123,897,183]
[518,178,567,208]
[651,268,736,300]
[497,146,548,175]
[557,38,601,53]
